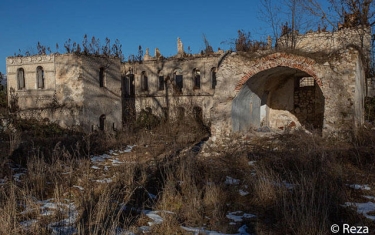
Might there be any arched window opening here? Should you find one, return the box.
[193,68,200,89]
[211,67,217,89]
[99,114,106,131]
[124,74,135,97]
[173,70,183,93]
[141,71,148,91]
[36,66,44,89]
[99,67,105,87]
[17,68,25,90]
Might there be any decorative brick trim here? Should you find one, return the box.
[234,53,322,91]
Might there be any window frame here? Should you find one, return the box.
[17,68,25,90]
[141,71,148,92]
[299,77,315,88]
[193,68,201,90]
[158,75,165,91]
[36,66,45,89]
[173,69,183,93]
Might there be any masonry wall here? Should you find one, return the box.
[122,54,222,125]
[210,48,365,143]
[7,54,56,111]
[6,54,122,132]
[5,28,368,139]
[277,28,371,56]
[81,55,122,132]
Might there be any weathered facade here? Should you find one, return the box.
[6,28,372,141]
[122,49,222,126]
[6,54,122,132]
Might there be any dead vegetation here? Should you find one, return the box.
[0,117,374,234]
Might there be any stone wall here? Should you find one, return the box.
[277,28,371,56]
[7,54,56,111]
[122,53,222,125]
[6,54,122,132]
[5,28,369,140]
[81,55,122,132]
[210,47,366,143]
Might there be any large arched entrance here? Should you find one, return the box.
[209,49,366,142]
[232,66,325,133]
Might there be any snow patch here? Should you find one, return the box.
[90,156,105,162]
[248,161,256,166]
[239,189,249,196]
[124,145,136,153]
[13,173,24,182]
[226,211,256,222]
[363,195,375,201]
[73,185,84,191]
[345,202,375,221]
[182,225,251,235]
[144,210,163,226]
[349,184,371,190]
[96,178,113,183]
[110,159,124,165]
[225,176,240,185]
[20,219,38,228]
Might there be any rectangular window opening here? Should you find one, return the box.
[176,75,183,92]
[158,76,164,90]
[299,77,314,87]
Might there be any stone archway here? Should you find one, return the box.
[234,53,323,91]
[232,66,325,132]
[210,52,331,139]
[230,53,325,133]
[210,49,365,141]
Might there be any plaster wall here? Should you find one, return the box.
[6,54,122,132]
[122,54,221,124]
[81,55,122,132]
[6,55,56,111]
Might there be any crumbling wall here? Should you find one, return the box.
[6,54,122,132]
[5,54,86,129]
[122,54,221,125]
[277,27,371,56]
[211,47,365,144]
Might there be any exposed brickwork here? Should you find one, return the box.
[234,53,322,91]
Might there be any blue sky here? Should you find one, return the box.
[0,0,330,74]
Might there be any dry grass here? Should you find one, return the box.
[0,118,374,234]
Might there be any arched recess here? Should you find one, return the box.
[36,66,44,89]
[232,65,325,133]
[234,52,323,91]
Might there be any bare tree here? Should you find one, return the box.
[258,0,327,48]
[258,0,282,41]
[327,0,375,27]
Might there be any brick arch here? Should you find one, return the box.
[234,52,323,91]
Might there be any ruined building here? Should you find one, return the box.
[6,28,372,142]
